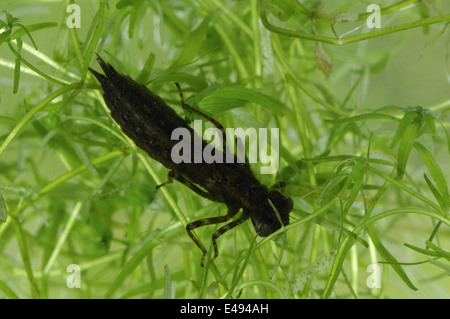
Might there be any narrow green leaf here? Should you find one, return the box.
[423,113,436,136]
[43,202,83,275]
[368,227,418,291]
[425,240,450,261]
[322,236,355,299]
[9,22,58,41]
[341,79,360,109]
[12,218,39,298]
[0,29,11,47]
[404,243,441,258]
[390,111,416,148]
[327,113,400,125]
[415,142,449,199]
[136,52,156,84]
[4,11,15,25]
[104,229,159,298]
[396,118,420,179]
[169,15,211,70]
[427,222,442,245]
[296,210,368,247]
[12,38,22,94]
[427,259,450,272]
[82,1,104,82]
[116,0,133,9]
[266,0,296,21]
[423,174,449,212]
[7,41,67,86]
[425,21,449,47]
[197,95,246,113]
[198,86,285,115]
[225,235,257,298]
[343,163,364,216]
[53,11,70,61]
[440,121,450,155]
[0,189,7,223]
[16,22,38,49]
[163,264,174,299]
[127,0,146,39]
[0,279,19,299]
[0,83,80,157]
[318,173,348,206]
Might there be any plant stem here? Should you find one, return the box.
[261,11,450,46]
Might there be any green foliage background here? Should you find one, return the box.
[0,0,449,299]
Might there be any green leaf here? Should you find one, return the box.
[169,15,211,70]
[163,264,175,299]
[423,174,449,212]
[327,113,400,125]
[425,240,450,261]
[127,0,146,39]
[136,52,156,84]
[415,142,449,200]
[265,0,296,21]
[225,235,257,298]
[104,229,159,298]
[0,189,7,223]
[427,259,450,272]
[368,227,418,291]
[438,120,450,155]
[404,243,441,258]
[15,22,38,49]
[390,110,417,148]
[12,38,23,94]
[396,117,421,179]
[342,162,364,217]
[9,22,58,42]
[423,112,436,136]
[116,0,134,9]
[198,86,285,115]
[0,278,19,299]
[4,11,16,25]
[341,78,360,109]
[0,29,11,47]
[318,173,348,206]
[322,236,356,299]
[12,218,39,298]
[82,1,104,82]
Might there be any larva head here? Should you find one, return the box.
[249,189,293,237]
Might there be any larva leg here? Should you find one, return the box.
[156,171,214,201]
[186,206,240,266]
[211,213,249,262]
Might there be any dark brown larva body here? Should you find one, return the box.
[90,56,293,265]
